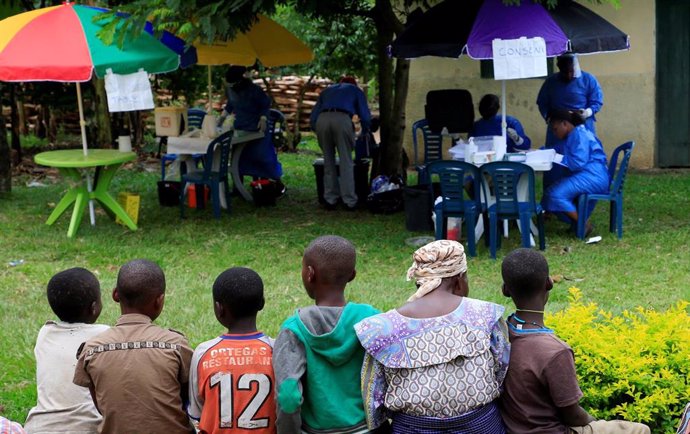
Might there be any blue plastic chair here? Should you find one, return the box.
[412,119,444,184]
[480,161,545,259]
[576,141,635,240]
[427,160,484,257]
[268,108,286,149]
[161,108,207,179]
[180,130,234,219]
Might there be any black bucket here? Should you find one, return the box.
[404,185,433,231]
[157,181,181,207]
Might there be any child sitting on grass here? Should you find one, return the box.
[24,267,108,434]
[73,259,195,434]
[273,235,380,434]
[499,248,650,434]
[188,267,276,433]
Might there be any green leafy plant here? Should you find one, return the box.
[549,288,690,434]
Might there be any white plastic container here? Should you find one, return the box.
[117,135,132,152]
[473,135,507,161]
[201,114,218,138]
[466,137,478,163]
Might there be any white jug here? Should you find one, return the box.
[202,114,218,138]
[117,136,132,152]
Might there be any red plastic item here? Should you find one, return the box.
[187,184,210,208]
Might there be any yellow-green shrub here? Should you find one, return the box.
[547,287,690,434]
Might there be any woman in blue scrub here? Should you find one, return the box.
[537,54,603,146]
[470,94,531,153]
[220,66,285,194]
[541,109,609,236]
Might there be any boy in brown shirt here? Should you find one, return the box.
[499,248,649,434]
[73,259,194,434]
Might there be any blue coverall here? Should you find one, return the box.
[225,79,282,180]
[470,115,531,153]
[541,125,609,222]
[537,71,603,146]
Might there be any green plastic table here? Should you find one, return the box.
[34,149,137,238]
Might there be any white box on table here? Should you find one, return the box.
[473,135,507,161]
[155,106,188,137]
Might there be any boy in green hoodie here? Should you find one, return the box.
[273,235,380,434]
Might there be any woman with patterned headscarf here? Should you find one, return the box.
[355,240,510,433]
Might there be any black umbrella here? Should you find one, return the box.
[391,0,630,59]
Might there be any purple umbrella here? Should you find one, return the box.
[392,0,629,59]
[391,0,629,143]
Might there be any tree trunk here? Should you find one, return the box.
[128,111,144,149]
[93,77,112,148]
[373,14,394,178]
[372,0,410,179]
[37,104,49,139]
[9,85,22,164]
[0,113,10,194]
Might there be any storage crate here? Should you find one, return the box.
[115,192,140,226]
[155,107,188,137]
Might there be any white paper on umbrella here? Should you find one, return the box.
[492,37,548,80]
[104,68,155,112]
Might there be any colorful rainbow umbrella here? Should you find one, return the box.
[0,2,194,226]
[0,3,186,82]
[0,2,194,154]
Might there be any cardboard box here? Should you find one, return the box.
[116,192,140,226]
[155,107,188,137]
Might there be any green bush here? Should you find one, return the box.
[548,287,690,434]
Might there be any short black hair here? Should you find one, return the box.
[47,267,100,322]
[479,94,500,120]
[225,65,247,83]
[213,267,265,318]
[548,108,585,126]
[556,54,575,71]
[501,248,550,300]
[116,259,165,308]
[304,235,356,285]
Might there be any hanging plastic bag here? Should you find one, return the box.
[104,68,154,112]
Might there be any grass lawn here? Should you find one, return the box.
[1,139,689,421]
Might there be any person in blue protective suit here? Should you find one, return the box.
[310,76,371,211]
[537,54,603,146]
[470,94,531,153]
[541,109,609,236]
[219,65,285,194]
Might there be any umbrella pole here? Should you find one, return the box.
[76,82,96,226]
[76,82,88,156]
[207,65,213,112]
[501,80,508,239]
[501,80,507,142]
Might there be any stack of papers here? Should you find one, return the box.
[525,149,556,171]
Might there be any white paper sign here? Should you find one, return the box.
[104,68,155,112]
[492,37,548,80]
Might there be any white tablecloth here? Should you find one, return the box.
[166,130,265,203]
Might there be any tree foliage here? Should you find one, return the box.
[272,5,376,83]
